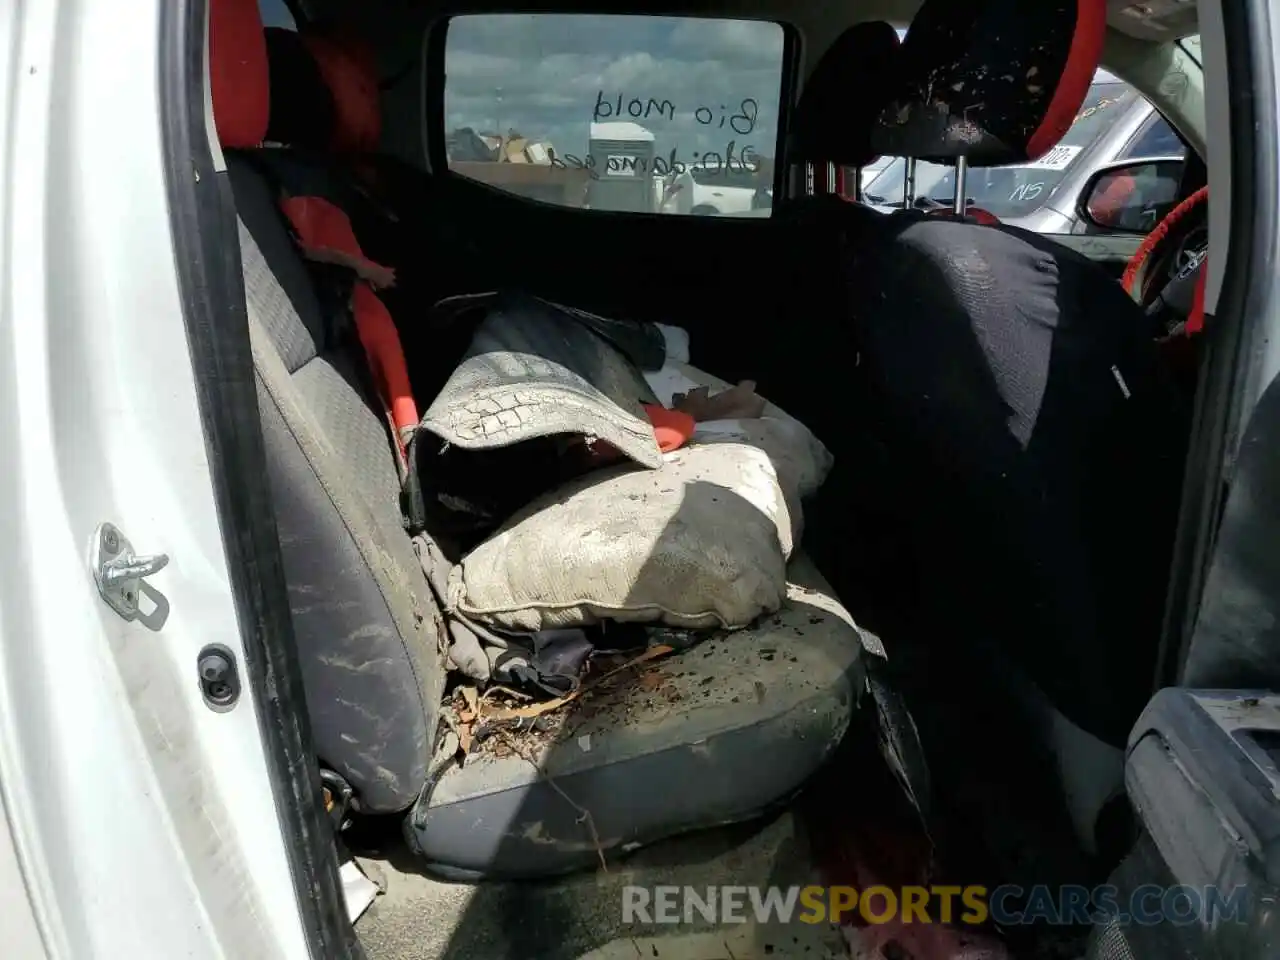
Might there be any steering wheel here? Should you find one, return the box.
[1120,186,1210,332]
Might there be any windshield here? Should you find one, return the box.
[865,81,1137,219]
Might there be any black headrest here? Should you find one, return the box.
[870,0,1107,165]
[264,27,335,149]
[791,21,901,167]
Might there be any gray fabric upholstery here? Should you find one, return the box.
[406,553,866,879]
[227,154,446,814]
[230,157,329,371]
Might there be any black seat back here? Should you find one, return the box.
[838,0,1188,744]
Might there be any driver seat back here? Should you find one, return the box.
[841,0,1190,847]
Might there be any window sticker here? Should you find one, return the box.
[1017,144,1084,171]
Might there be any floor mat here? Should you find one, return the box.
[907,654,1095,960]
[352,812,848,960]
[798,707,1015,960]
[799,644,1096,960]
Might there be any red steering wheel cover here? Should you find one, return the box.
[1121,185,1209,299]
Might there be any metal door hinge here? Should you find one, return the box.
[93,523,168,621]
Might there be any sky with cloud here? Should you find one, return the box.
[443,15,786,166]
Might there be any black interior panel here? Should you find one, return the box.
[403,171,797,385]
[396,172,1148,390]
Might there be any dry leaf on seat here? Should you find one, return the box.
[672,380,767,421]
[480,645,675,722]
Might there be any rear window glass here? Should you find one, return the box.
[443,14,785,217]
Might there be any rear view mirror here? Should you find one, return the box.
[1079,158,1184,234]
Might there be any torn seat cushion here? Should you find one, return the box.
[448,428,826,634]
[448,360,832,632]
[410,554,867,879]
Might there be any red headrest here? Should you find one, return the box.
[301,30,382,153]
[792,22,901,168]
[210,0,270,149]
[870,0,1106,165]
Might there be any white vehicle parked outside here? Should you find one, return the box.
[658,162,762,215]
[859,156,895,192]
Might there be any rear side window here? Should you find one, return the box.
[443,14,785,217]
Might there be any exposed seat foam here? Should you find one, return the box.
[407,553,866,879]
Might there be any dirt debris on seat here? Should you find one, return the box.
[449,643,685,760]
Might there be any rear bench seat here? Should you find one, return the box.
[209,0,869,879]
